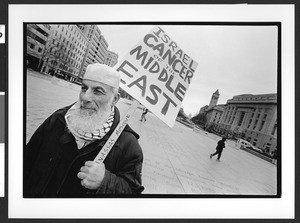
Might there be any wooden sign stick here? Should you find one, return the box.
[94,99,140,164]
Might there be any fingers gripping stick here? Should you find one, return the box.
[94,99,140,164]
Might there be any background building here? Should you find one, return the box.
[26,24,51,70]
[217,93,277,155]
[27,24,120,83]
[105,50,118,67]
[78,25,109,77]
[40,24,89,82]
[198,90,225,129]
[205,104,225,127]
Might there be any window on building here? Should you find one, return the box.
[259,120,265,131]
[271,123,277,135]
[38,48,42,53]
[237,112,245,126]
[252,138,257,146]
[253,120,258,129]
[29,43,35,49]
[27,29,46,45]
[247,119,252,128]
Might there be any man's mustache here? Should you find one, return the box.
[80,102,97,110]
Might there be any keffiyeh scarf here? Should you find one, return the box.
[65,104,115,149]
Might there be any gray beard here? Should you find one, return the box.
[67,101,113,134]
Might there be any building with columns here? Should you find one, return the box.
[217,93,277,155]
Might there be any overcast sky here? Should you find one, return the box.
[98,25,278,116]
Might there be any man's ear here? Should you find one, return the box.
[112,93,120,107]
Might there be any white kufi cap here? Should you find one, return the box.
[83,63,120,89]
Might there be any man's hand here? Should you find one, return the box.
[77,161,105,190]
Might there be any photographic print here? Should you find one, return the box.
[25,23,279,197]
[8,4,294,219]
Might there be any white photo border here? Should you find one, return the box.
[8,4,295,219]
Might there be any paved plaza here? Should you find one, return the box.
[26,70,277,195]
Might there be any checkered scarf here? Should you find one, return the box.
[65,104,114,149]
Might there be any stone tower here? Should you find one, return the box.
[208,89,219,109]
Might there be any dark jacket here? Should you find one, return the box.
[142,108,148,115]
[24,105,144,197]
[216,140,226,152]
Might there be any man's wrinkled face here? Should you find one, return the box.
[79,79,115,115]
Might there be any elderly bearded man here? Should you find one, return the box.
[24,63,144,197]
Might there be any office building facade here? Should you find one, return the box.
[26,24,51,70]
[40,24,89,82]
[217,93,277,155]
[78,25,109,77]
[105,50,118,67]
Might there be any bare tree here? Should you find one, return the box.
[191,113,207,126]
[38,36,76,76]
[60,43,76,75]
[177,108,187,120]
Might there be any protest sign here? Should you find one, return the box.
[116,26,198,127]
[94,26,199,162]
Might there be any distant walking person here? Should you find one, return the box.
[140,108,148,122]
[210,137,226,161]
